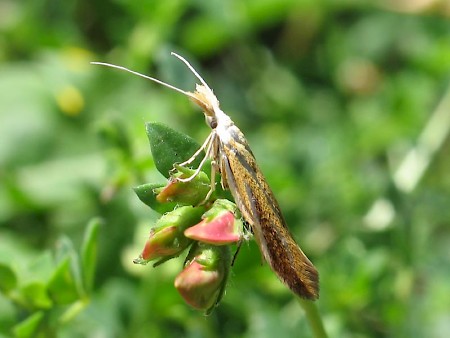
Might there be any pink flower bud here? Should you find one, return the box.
[174,244,230,313]
[184,199,242,245]
[155,165,210,206]
[133,206,205,265]
[140,225,182,260]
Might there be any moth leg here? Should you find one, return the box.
[202,160,217,203]
[231,221,253,266]
[219,153,229,190]
[178,132,214,167]
[176,133,216,183]
[176,152,210,183]
[231,240,243,266]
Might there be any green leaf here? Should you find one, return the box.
[146,122,202,178]
[59,299,89,324]
[81,218,102,293]
[133,182,178,214]
[53,236,84,300]
[12,311,45,338]
[0,263,17,293]
[24,252,54,284]
[20,282,52,309]
[47,257,80,305]
[54,236,76,262]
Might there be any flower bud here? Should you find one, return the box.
[154,165,210,205]
[184,199,243,245]
[174,243,231,314]
[134,206,205,265]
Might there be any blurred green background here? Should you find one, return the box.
[1,0,449,337]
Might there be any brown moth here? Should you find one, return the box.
[92,53,319,300]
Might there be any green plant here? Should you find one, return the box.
[0,219,101,337]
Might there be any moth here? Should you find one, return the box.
[92,53,319,300]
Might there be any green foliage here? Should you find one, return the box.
[146,122,202,178]
[1,0,450,337]
[0,219,100,337]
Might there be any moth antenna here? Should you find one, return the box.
[90,61,198,100]
[171,52,213,93]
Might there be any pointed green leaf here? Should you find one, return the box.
[20,282,52,309]
[133,182,178,214]
[12,311,45,338]
[54,236,76,262]
[146,122,202,178]
[53,236,84,299]
[0,263,17,293]
[47,257,80,305]
[81,218,102,293]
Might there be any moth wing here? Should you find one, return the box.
[218,127,319,300]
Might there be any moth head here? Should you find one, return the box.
[190,84,219,129]
[91,52,220,129]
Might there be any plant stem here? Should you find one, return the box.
[297,298,328,338]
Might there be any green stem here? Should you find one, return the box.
[297,298,328,338]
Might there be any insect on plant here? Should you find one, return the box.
[92,53,319,300]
